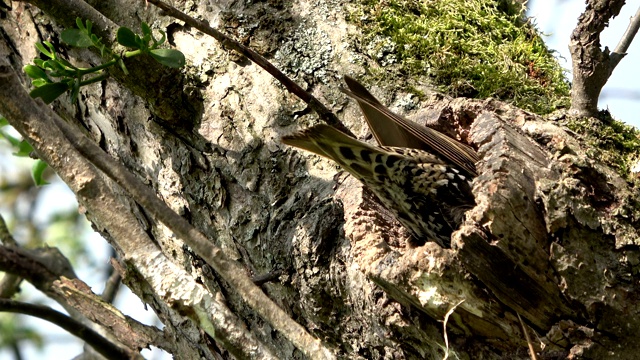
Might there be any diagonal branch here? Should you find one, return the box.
[0,61,335,359]
[0,298,141,360]
[610,5,640,69]
[145,0,352,135]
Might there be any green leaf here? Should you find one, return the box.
[156,30,166,45]
[44,60,74,77]
[35,42,53,58]
[75,17,85,31]
[149,48,185,68]
[55,56,77,70]
[32,79,48,87]
[23,65,48,79]
[41,59,61,71]
[32,160,49,186]
[85,19,93,34]
[13,140,34,157]
[90,34,105,51]
[140,22,153,44]
[29,82,70,104]
[0,120,15,151]
[96,42,107,57]
[117,27,140,49]
[61,28,93,47]
[45,41,55,50]
[141,22,152,37]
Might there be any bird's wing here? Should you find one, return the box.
[342,75,478,177]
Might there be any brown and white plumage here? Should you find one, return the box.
[341,75,478,177]
[282,76,477,247]
[282,124,474,248]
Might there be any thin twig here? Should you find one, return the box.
[442,299,464,360]
[101,268,121,304]
[0,214,17,247]
[610,5,640,70]
[0,214,22,298]
[517,312,538,360]
[0,298,141,360]
[145,0,352,135]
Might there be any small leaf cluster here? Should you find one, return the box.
[116,22,185,68]
[12,18,186,186]
[24,18,185,104]
[0,117,48,186]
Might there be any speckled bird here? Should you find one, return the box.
[282,76,478,247]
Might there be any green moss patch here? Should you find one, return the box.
[564,115,640,180]
[348,0,570,114]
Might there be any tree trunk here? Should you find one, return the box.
[2,1,639,359]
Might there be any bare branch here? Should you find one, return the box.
[144,0,351,135]
[0,214,23,298]
[0,214,18,247]
[610,5,640,69]
[101,265,122,304]
[569,0,626,117]
[52,277,168,353]
[0,61,334,359]
[0,244,76,290]
[0,298,141,360]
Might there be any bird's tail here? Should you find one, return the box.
[282,124,396,181]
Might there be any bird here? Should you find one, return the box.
[281,76,477,247]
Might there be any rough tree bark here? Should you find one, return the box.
[568,0,627,117]
[1,0,640,359]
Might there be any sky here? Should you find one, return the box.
[1,1,639,359]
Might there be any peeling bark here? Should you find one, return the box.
[1,1,640,359]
